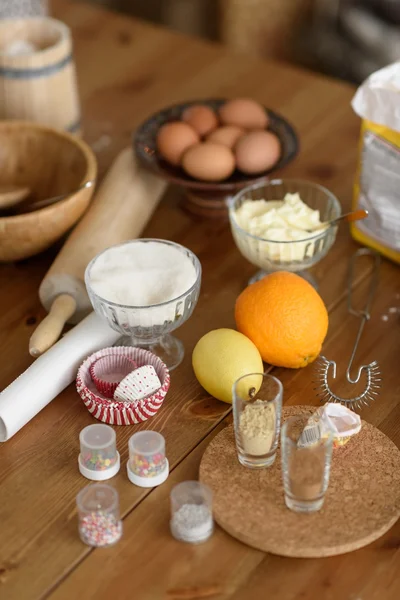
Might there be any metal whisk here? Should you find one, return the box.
[314,248,382,410]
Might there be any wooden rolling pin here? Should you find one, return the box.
[29,147,166,357]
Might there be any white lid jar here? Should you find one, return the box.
[127,431,169,487]
[78,424,120,481]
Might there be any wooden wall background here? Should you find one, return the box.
[84,0,313,61]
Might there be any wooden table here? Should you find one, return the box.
[1,1,399,599]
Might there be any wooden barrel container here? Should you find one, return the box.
[0,17,80,134]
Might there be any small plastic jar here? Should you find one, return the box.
[127,431,169,487]
[77,483,122,547]
[78,424,120,481]
[170,481,214,544]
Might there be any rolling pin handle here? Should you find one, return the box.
[29,294,77,357]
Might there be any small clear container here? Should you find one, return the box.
[78,424,120,481]
[170,481,214,544]
[127,431,169,487]
[77,483,122,547]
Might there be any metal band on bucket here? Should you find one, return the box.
[0,52,72,78]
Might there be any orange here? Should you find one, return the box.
[235,272,328,369]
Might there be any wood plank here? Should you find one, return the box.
[49,420,266,600]
[49,261,400,600]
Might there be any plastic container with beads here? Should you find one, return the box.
[170,481,214,544]
[78,424,120,481]
[127,431,169,488]
[77,483,122,547]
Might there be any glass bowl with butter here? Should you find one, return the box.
[85,239,202,371]
[228,179,341,287]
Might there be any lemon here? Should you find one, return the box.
[192,328,264,404]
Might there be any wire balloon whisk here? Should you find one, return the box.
[314,248,381,410]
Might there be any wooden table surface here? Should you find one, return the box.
[1,1,399,599]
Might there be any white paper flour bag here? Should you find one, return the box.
[351,61,400,264]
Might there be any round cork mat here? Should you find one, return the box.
[200,406,400,558]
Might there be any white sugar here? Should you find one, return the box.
[90,241,197,307]
[2,40,37,56]
[170,504,213,543]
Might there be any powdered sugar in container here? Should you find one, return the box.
[127,431,169,487]
[170,481,214,544]
[79,424,120,481]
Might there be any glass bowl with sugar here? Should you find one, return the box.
[85,239,202,370]
[228,179,341,288]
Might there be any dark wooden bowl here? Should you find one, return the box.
[134,98,299,218]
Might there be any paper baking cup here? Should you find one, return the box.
[114,364,162,403]
[76,347,170,425]
[90,354,138,398]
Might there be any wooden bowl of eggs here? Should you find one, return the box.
[134,98,298,218]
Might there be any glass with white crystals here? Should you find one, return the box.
[85,239,202,370]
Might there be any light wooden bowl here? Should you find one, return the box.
[0,121,97,262]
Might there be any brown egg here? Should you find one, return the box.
[219,98,269,130]
[156,121,199,166]
[235,131,281,175]
[182,105,219,137]
[182,142,235,182]
[206,125,244,149]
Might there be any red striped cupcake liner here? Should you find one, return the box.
[76,347,170,425]
[89,354,138,399]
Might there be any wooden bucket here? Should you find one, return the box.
[0,17,80,134]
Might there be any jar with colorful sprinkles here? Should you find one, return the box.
[127,431,169,487]
[77,483,122,547]
[78,424,120,481]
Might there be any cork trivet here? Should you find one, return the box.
[200,406,400,558]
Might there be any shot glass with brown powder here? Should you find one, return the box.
[233,373,282,468]
[281,414,333,513]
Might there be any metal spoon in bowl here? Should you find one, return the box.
[19,180,95,213]
[307,209,368,233]
[0,180,94,216]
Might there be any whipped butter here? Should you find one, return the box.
[233,193,326,263]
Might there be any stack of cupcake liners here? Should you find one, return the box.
[89,354,138,399]
[76,347,170,425]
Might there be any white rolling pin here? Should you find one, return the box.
[29,147,166,357]
[0,313,120,442]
